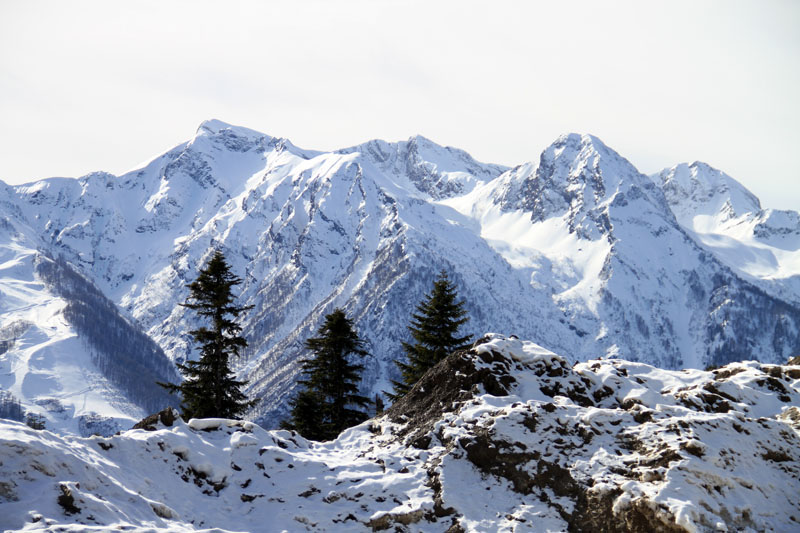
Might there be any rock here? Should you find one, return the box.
[386,343,516,447]
[57,484,80,515]
[132,407,180,431]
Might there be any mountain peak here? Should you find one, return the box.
[196,118,265,138]
[406,133,434,145]
[553,132,606,148]
[197,118,234,134]
[520,132,650,207]
[654,161,762,221]
[195,118,271,138]
[338,134,506,199]
[190,119,323,161]
[486,132,671,244]
[545,133,633,171]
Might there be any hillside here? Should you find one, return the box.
[1,334,798,532]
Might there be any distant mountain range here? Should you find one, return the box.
[1,119,798,433]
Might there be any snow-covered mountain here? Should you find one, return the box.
[654,161,800,304]
[2,334,798,532]
[1,120,799,430]
[0,187,178,435]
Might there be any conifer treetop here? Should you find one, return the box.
[283,308,370,441]
[160,249,255,420]
[390,270,471,400]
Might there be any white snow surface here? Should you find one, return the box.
[653,162,800,303]
[2,122,800,431]
[1,334,798,532]
[0,198,145,435]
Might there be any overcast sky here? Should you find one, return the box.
[1,0,798,210]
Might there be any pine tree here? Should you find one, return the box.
[390,270,471,400]
[25,413,46,430]
[160,250,255,419]
[282,389,325,441]
[282,308,369,440]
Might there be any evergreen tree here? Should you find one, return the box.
[282,389,325,441]
[374,394,385,416]
[282,308,369,440]
[25,413,46,430]
[390,270,471,400]
[160,250,255,419]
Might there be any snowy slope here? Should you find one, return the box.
[1,334,798,532]
[442,134,800,370]
[653,162,800,304]
[0,185,177,435]
[0,219,140,435]
[2,122,800,430]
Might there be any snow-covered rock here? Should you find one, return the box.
[1,334,798,532]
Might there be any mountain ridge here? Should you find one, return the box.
[1,120,799,431]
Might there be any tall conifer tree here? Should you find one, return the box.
[160,250,254,419]
[390,270,471,400]
[283,308,369,440]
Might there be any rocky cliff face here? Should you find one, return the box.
[1,334,798,532]
[1,121,799,430]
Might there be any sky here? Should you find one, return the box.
[1,0,798,210]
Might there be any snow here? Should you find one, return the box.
[1,333,798,532]
[2,120,800,432]
[0,226,144,436]
[653,162,800,303]
[442,181,613,314]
